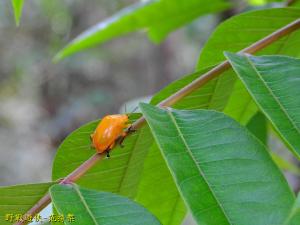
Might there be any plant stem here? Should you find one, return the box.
[14,154,105,225]
[14,18,300,225]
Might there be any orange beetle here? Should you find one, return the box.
[90,114,131,156]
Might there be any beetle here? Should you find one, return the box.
[90,114,131,157]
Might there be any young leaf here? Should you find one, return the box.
[140,103,295,225]
[0,182,54,225]
[50,184,162,225]
[11,0,24,26]
[54,0,229,61]
[225,53,300,160]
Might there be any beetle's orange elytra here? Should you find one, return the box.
[90,114,130,155]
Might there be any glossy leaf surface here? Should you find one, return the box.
[226,53,300,160]
[0,182,54,225]
[50,184,162,225]
[140,103,295,225]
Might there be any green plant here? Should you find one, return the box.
[2,0,300,225]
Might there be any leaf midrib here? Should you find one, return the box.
[244,56,300,138]
[73,185,99,225]
[166,110,233,225]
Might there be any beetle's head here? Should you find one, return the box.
[119,114,129,124]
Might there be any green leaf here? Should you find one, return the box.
[285,193,300,225]
[54,0,229,61]
[135,143,186,225]
[140,103,295,225]
[52,114,152,198]
[151,66,235,111]
[224,81,258,125]
[50,184,162,225]
[145,66,236,225]
[11,0,24,26]
[196,8,300,124]
[246,112,267,144]
[225,53,300,160]
[245,111,300,175]
[0,182,54,225]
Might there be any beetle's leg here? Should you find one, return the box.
[127,125,136,134]
[90,134,95,150]
[106,151,110,158]
[119,139,125,148]
[117,132,128,148]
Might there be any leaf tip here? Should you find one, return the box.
[12,0,24,27]
[53,51,65,63]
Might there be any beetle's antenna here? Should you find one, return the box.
[130,105,139,114]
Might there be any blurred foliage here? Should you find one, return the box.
[54,0,230,60]
[11,0,24,26]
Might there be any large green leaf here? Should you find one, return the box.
[135,143,186,225]
[196,8,300,124]
[225,53,300,160]
[54,0,229,61]
[144,66,236,225]
[142,68,235,225]
[50,184,162,225]
[11,0,24,26]
[140,103,295,225]
[224,80,258,125]
[285,193,300,225]
[0,182,54,225]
